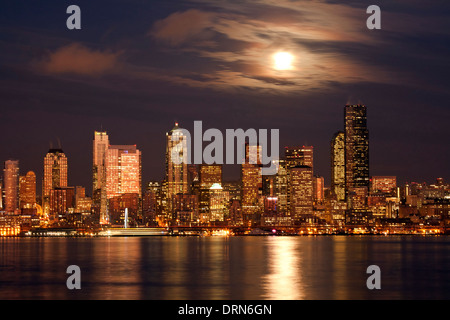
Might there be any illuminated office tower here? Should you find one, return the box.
[73,186,92,213]
[143,181,163,224]
[199,164,222,221]
[165,123,189,216]
[43,149,68,198]
[345,104,369,192]
[222,181,241,201]
[274,159,289,214]
[93,131,109,224]
[106,145,142,199]
[172,194,198,224]
[209,183,229,222]
[241,144,262,221]
[289,165,313,218]
[331,131,345,201]
[370,176,397,194]
[313,175,325,202]
[19,171,36,209]
[285,146,313,171]
[285,146,313,214]
[49,187,75,221]
[3,160,20,213]
[347,186,369,223]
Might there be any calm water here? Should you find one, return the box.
[0,235,449,300]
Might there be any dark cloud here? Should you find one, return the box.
[37,43,121,76]
[150,9,214,46]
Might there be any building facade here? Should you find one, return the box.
[106,145,142,199]
[19,171,36,209]
[345,104,369,193]
[289,165,313,219]
[241,144,262,222]
[331,131,345,201]
[3,160,20,213]
[165,123,189,218]
[199,164,222,221]
[93,131,109,224]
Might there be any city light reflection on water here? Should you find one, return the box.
[1,236,450,299]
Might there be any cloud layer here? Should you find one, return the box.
[39,43,120,76]
[145,1,404,91]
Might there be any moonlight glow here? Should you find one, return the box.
[273,52,294,70]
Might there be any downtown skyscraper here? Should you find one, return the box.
[93,131,109,224]
[285,146,314,214]
[344,104,370,223]
[199,164,222,221]
[43,149,68,214]
[331,131,345,201]
[3,160,20,213]
[165,123,189,219]
[106,144,142,199]
[289,165,313,218]
[285,146,313,171]
[344,104,369,191]
[19,171,36,209]
[241,144,262,222]
[105,143,142,225]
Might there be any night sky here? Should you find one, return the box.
[1,0,449,195]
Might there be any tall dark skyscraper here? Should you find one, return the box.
[344,105,369,193]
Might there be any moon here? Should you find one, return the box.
[273,52,294,70]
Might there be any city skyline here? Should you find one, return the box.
[0,116,446,199]
[1,105,448,229]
